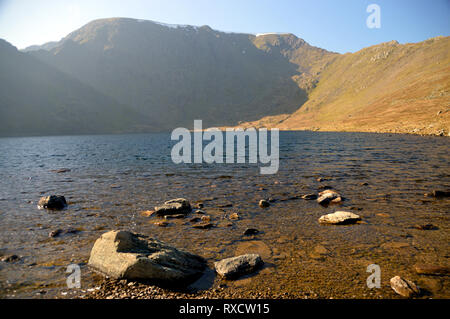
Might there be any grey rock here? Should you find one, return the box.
[154,198,191,216]
[214,254,263,279]
[390,276,420,297]
[88,230,205,284]
[38,195,67,210]
[319,211,361,225]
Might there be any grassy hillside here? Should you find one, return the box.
[236,36,450,136]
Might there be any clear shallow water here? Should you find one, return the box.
[0,131,449,298]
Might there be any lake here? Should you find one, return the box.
[0,131,448,298]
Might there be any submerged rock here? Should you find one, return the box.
[414,224,438,230]
[317,190,342,206]
[319,211,361,225]
[390,276,420,297]
[214,254,263,279]
[48,228,79,238]
[154,198,191,216]
[192,221,214,229]
[38,195,67,210]
[88,230,205,284]
[414,264,450,276]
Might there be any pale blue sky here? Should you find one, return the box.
[0,0,448,52]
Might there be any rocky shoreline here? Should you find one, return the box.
[30,188,448,300]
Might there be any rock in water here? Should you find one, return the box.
[319,211,361,225]
[243,228,260,236]
[424,190,450,198]
[317,189,342,206]
[214,254,263,279]
[154,198,191,216]
[88,230,205,284]
[390,276,420,297]
[259,200,270,208]
[38,195,67,210]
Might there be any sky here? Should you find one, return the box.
[0,0,448,53]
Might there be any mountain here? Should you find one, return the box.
[27,18,334,130]
[2,17,448,136]
[235,36,450,135]
[0,39,152,137]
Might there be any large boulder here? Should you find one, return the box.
[88,230,205,284]
[37,195,67,210]
[214,254,263,279]
[319,211,361,225]
[154,198,191,216]
[390,276,420,298]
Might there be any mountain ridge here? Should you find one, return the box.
[2,17,449,137]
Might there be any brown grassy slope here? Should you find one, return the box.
[237,36,450,135]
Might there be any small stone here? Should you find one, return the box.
[317,190,342,206]
[243,228,259,236]
[38,195,67,210]
[189,217,201,223]
[259,200,270,208]
[154,198,191,216]
[49,229,62,237]
[390,276,420,297]
[214,254,263,279]
[0,254,19,262]
[154,221,169,227]
[319,211,361,225]
[201,215,211,222]
[229,212,239,220]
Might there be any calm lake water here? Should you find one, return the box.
[0,131,449,298]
